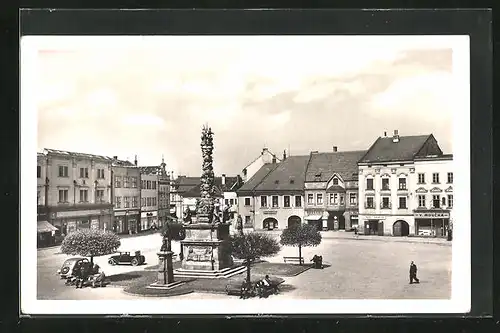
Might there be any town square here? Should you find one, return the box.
[24,35,467,311]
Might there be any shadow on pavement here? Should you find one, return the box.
[106,273,144,283]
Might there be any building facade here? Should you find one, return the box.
[38,149,114,236]
[304,148,365,231]
[237,154,308,231]
[413,155,454,237]
[241,147,280,182]
[157,162,171,228]
[111,157,141,234]
[139,168,160,231]
[358,131,450,236]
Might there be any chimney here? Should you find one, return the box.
[113,156,118,160]
[283,150,287,160]
[392,130,400,143]
[383,131,387,137]
[221,174,226,185]
[262,147,268,155]
[134,155,138,166]
[333,146,338,152]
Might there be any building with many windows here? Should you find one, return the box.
[37,149,114,238]
[304,147,365,231]
[111,157,141,234]
[139,167,160,231]
[237,153,309,231]
[358,130,452,237]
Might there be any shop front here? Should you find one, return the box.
[362,216,385,235]
[50,206,113,236]
[113,210,140,234]
[350,213,359,230]
[414,211,450,237]
[140,210,158,231]
[304,209,327,230]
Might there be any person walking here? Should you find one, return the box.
[354,227,359,239]
[409,261,420,284]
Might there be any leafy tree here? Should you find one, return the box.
[280,224,322,265]
[229,232,281,283]
[60,229,121,264]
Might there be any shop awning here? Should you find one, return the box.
[304,215,322,221]
[37,220,58,233]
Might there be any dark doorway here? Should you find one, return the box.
[287,215,301,229]
[393,220,410,236]
[364,220,380,235]
[263,217,278,230]
[307,220,322,231]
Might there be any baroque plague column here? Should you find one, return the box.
[174,125,240,278]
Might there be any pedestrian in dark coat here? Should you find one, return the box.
[409,261,420,284]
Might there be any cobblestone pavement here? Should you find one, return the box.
[37,233,451,301]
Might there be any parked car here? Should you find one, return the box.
[108,251,146,266]
[418,229,433,236]
[57,257,90,279]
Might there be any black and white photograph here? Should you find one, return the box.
[21,34,471,315]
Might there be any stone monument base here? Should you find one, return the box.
[147,280,185,290]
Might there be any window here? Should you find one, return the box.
[37,165,41,178]
[366,197,374,208]
[79,189,88,202]
[58,189,68,202]
[272,196,279,208]
[153,198,157,206]
[152,181,157,190]
[96,190,104,202]
[432,195,440,208]
[97,169,105,179]
[448,194,453,208]
[244,198,251,206]
[307,194,314,205]
[147,181,151,189]
[332,178,339,185]
[340,195,344,205]
[225,199,229,206]
[245,216,251,225]
[329,193,335,205]
[147,197,151,206]
[432,173,440,184]
[141,180,146,189]
[316,193,323,205]
[124,196,130,208]
[382,197,390,209]
[141,198,145,207]
[418,195,426,208]
[115,196,122,208]
[399,197,407,209]
[115,176,122,188]
[132,196,138,208]
[398,178,407,190]
[58,165,69,177]
[130,177,137,188]
[230,199,235,205]
[295,196,302,207]
[418,173,425,184]
[260,196,267,207]
[381,178,390,190]
[123,176,130,188]
[37,190,41,205]
[79,167,89,178]
[366,178,374,190]
[349,193,357,205]
[447,172,453,184]
[441,197,446,206]
[284,195,290,208]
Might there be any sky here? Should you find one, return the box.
[33,36,464,177]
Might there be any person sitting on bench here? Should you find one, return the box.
[240,278,252,299]
[89,263,106,288]
[311,255,323,269]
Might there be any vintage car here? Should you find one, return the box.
[108,251,146,266]
[57,257,90,279]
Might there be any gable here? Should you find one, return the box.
[430,187,443,193]
[415,135,443,157]
[416,187,428,193]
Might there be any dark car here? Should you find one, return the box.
[108,251,145,266]
[57,257,90,279]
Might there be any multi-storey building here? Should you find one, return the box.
[170,176,201,220]
[413,154,454,237]
[241,147,280,182]
[139,167,160,231]
[304,147,365,231]
[237,154,309,231]
[358,130,451,236]
[38,149,114,236]
[111,157,141,234]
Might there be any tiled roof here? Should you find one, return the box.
[175,176,242,197]
[254,155,310,192]
[139,166,163,175]
[237,163,279,193]
[359,135,431,163]
[112,159,135,167]
[305,150,366,182]
[43,148,114,162]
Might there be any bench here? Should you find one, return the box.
[283,256,304,264]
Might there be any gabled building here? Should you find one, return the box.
[237,153,309,231]
[304,147,366,231]
[138,165,163,232]
[358,130,453,237]
[241,147,280,182]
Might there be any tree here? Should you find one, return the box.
[60,229,121,264]
[280,224,322,265]
[229,232,281,283]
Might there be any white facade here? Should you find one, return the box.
[358,161,417,236]
[242,148,279,182]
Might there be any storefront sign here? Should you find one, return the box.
[364,215,386,220]
[141,211,158,218]
[415,212,450,218]
[351,215,359,219]
[57,209,103,218]
[263,210,277,215]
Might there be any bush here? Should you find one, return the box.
[60,229,121,263]
[280,224,322,265]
